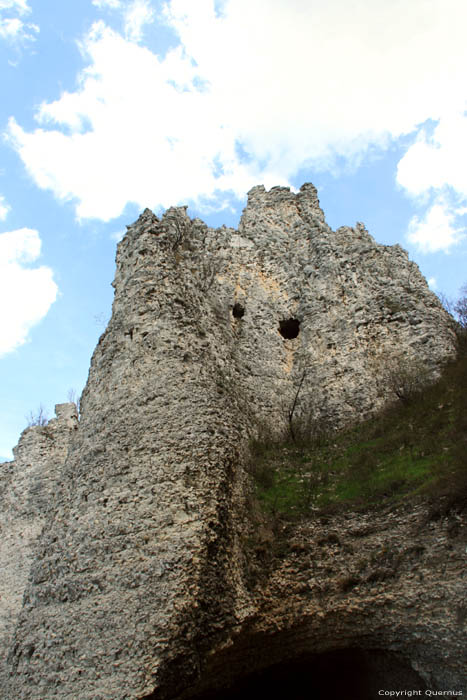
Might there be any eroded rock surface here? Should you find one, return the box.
[0,404,78,690]
[1,184,464,699]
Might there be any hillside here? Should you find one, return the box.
[251,332,467,519]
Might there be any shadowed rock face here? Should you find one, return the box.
[181,649,428,700]
[1,184,464,699]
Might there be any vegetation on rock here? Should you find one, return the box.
[250,327,467,520]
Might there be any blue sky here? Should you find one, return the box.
[1,0,467,459]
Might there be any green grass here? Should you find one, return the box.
[249,337,467,519]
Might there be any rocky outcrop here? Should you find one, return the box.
[1,184,463,699]
[0,404,78,690]
[178,501,466,699]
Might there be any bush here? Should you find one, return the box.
[248,345,467,519]
[380,354,431,404]
[438,283,467,345]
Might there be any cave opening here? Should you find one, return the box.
[183,648,427,700]
[279,318,300,339]
[232,303,245,319]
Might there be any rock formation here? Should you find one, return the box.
[1,184,464,699]
[0,404,78,691]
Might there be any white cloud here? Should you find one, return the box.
[0,0,30,14]
[0,195,10,220]
[428,277,437,290]
[6,0,467,221]
[124,0,155,42]
[92,0,122,8]
[397,114,467,198]
[0,228,58,357]
[407,197,465,253]
[92,0,155,42]
[0,16,20,37]
[0,0,38,43]
[397,111,467,252]
[0,17,37,41]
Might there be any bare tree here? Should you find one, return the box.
[437,291,455,317]
[287,369,307,442]
[67,388,81,415]
[438,284,467,353]
[26,404,48,427]
[381,355,431,404]
[454,284,467,330]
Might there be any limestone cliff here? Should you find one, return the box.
[1,184,464,699]
[0,405,78,691]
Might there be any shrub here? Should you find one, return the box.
[249,334,467,520]
[378,354,431,404]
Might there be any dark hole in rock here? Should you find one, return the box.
[279,318,300,339]
[183,648,427,700]
[232,303,245,319]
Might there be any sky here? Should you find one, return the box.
[1,0,467,459]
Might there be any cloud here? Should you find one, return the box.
[92,0,155,42]
[0,0,38,43]
[0,0,30,14]
[0,228,58,357]
[124,0,155,42]
[406,196,466,253]
[0,195,10,220]
[397,114,467,198]
[0,17,37,41]
[92,0,122,8]
[397,112,467,252]
[6,0,467,221]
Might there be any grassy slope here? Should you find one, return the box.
[249,339,467,519]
